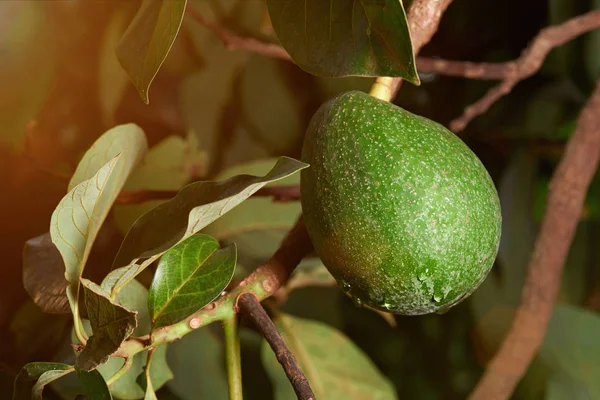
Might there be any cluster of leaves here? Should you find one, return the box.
[8,0,600,399]
[14,0,422,399]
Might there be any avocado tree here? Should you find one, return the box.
[6,0,600,399]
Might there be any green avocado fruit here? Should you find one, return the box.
[300,91,502,315]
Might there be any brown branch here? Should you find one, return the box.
[388,0,455,98]
[186,6,292,62]
[451,10,600,132]
[469,80,600,400]
[416,58,515,80]
[114,185,301,205]
[237,292,315,400]
[186,0,521,83]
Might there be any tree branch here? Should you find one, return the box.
[388,0,455,99]
[185,1,521,83]
[237,292,315,400]
[469,80,600,400]
[451,10,600,132]
[114,185,301,205]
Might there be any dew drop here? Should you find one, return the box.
[352,296,364,308]
[417,268,430,282]
[340,280,351,292]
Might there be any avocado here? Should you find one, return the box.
[300,91,501,315]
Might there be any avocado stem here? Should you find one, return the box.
[369,77,394,102]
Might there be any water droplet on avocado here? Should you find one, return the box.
[340,280,351,292]
[352,296,363,308]
[417,268,430,281]
[435,306,451,315]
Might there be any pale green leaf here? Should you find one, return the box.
[116,279,152,337]
[95,345,172,399]
[167,327,228,399]
[266,0,419,82]
[113,132,206,234]
[76,279,137,372]
[13,362,73,400]
[262,314,397,400]
[32,369,74,400]
[149,234,236,330]
[540,305,600,398]
[50,124,147,337]
[117,0,188,104]
[105,157,307,296]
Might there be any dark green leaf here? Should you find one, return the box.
[13,362,73,400]
[22,232,69,314]
[149,234,236,330]
[167,327,228,399]
[76,279,137,372]
[117,0,187,104]
[540,305,600,398]
[10,301,71,363]
[261,313,397,399]
[106,157,307,295]
[266,0,419,83]
[75,367,112,400]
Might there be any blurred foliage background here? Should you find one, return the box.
[1,0,599,399]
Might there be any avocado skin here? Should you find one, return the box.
[300,91,501,315]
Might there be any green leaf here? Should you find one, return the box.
[75,367,112,400]
[76,279,137,372]
[113,132,206,235]
[68,123,148,191]
[13,362,73,400]
[117,0,188,104]
[10,301,71,363]
[22,232,70,314]
[149,234,236,330]
[166,327,228,399]
[106,157,307,295]
[116,279,152,337]
[261,314,397,400]
[546,371,595,400]
[95,344,172,399]
[540,305,600,398]
[136,347,171,400]
[266,0,419,83]
[50,124,147,337]
[204,158,302,265]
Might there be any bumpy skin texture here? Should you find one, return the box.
[300,91,502,315]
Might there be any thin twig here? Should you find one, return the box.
[388,0,455,99]
[451,10,600,132]
[186,6,292,62]
[469,80,600,400]
[237,292,315,400]
[186,1,521,83]
[223,316,243,400]
[114,185,301,205]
